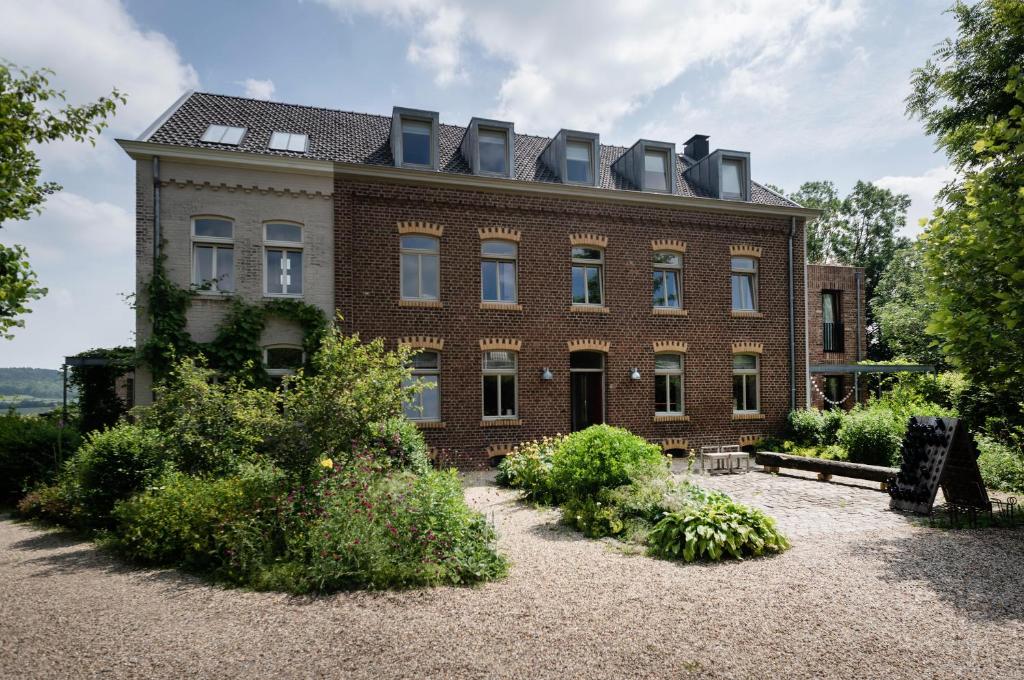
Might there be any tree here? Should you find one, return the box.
[907,0,1024,173]
[870,243,945,367]
[0,62,124,338]
[788,180,842,264]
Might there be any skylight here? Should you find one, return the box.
[200,125,246,145]
[269,131,308,153]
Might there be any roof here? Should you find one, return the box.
[142,91,800,209]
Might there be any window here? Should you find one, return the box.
[652,251,682,308]
[571,246,604,306]
[732,354,759,414]
[644,149,669,191]
[482,351,517,419]
[200,125,246,145]
[401,119,432,166]
[264,223,303,296]
[822,291,843,352]
[566,140,593,184]
[481,240,517,303]
[655,354,684,415]
[403,351,441,421]
[824,375,844,410]
[264,346,304,388]
[479,128,508,175]
[731,256,758,311]
[400,235,440,300]
[192,217,234,293]
[268,131,308,153]
[722,158,744,199]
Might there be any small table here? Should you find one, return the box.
[700,445,750,474]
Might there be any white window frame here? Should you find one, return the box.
[478,127,510,176]
[263,345,305,381]
[480,240,518,303]
[482,351,518,420]
[400,235,440,301]
[269,131,309,153]
[404,350,441,422]
[191,216,235,294]
[571,246,604,306]
[565,138,594,185]
[263,221,304,298]
[732,354,760,414]
[654,353,685,416]
[652,251,683,308]
[721,157,746,200]
[643,148,671,193]
[731,256,759,312]
[200,125,246,145]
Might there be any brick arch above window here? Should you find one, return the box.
[567,339,610,353]
[730,244,762,258]
[486,443,518,459]
[653,341,688,353]
[397,220,444,237]
[569,233,608,248]
[739,434,762,447]
[732,341,764,354]
[478,226,521,242]
[661,438,689,452]
[479,338,522,352]
[398,336,445,351]
[651,239,687,254]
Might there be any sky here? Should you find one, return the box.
[0,0,959,369]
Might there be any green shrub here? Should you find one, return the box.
[561,496,624,538]
[548,425,667,502]
[112,463,285,583]
[787,409,826,445]
[977,435,1024,493]
[60,423,167,527]
[495,435,563,503]
[647,499,790,562]
[821,409,846,446]
[16,483,75,524]
[362,417,431,474]
[837,408,904,466]
[0,411,81,504]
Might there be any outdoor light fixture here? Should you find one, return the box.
[630,368,641,380]
[541,367,554,381]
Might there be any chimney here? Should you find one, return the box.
[684,134,709,161]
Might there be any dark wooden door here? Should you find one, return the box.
[571,371,604,431]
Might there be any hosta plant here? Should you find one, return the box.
[647,499,790,562]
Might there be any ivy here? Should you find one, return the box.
[68,346,136,433]
[140,254,329,385]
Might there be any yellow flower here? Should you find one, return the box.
[320,458,334,469]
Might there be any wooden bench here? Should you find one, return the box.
[755,451,898,490]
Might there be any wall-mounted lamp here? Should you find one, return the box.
[630,368,641,380]
[541,367,554,381]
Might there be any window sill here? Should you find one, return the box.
[194,291,233,299]
[731,310,764,319]
[399,299,443,309]
[480,418,522,427]
[263,294,304,300]
[413,420,446,429]
[652,307,688,317]
[654,414,690,423]
[480,301,523,312]
[569,305,610,314]
[732,413,765,421]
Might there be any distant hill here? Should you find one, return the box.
[0,367,71,400]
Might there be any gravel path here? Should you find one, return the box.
[2,473,1023,679]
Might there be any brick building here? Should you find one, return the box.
[119,92,863,466]
[806,264,867,410]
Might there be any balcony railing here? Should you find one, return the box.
[823,322,845,353]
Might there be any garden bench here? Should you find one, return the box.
[699,445,751,474]
[754,451,897,490]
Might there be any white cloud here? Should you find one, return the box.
[316,0,863,134]
[874,166,956,236]
[2,193,134,264]
[241,78,276,100]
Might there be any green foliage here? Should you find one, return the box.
[16,482,75,524]
[111,463,285,583]
[0,410,80,503]
[67,346,135,433]
[871,244,946,367]
[0,63,123,338]
[788,180,842,264]
[495,435,563,504]
[976,434,1024,493]
[837,408,905,467]
[787,409,827,446]
[363,416,432,474]
[647,500,790,562]
[562,496,624,538]
[0,367,69,399]
[548,425,667,503]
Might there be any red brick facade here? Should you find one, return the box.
[334,177,809,466]
[806,264,866,410]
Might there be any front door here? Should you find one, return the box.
[570,351,605,431]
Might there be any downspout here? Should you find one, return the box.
[854,269,862,403]
[788,216,796,412]
[152,156,161,264]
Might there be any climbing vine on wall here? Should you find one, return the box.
[140,255,328,385]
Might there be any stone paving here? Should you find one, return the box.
[674,463,917,539]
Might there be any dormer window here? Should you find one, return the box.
[269,131,308,153]
[566,141,593,184]
[644,149,670,192]
[682,145,751,201]
[461,117,515,179]
[390,107,440,170]
[722,158,745,200]
[200,125,246,145]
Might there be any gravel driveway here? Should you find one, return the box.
[2,472,1023,679]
